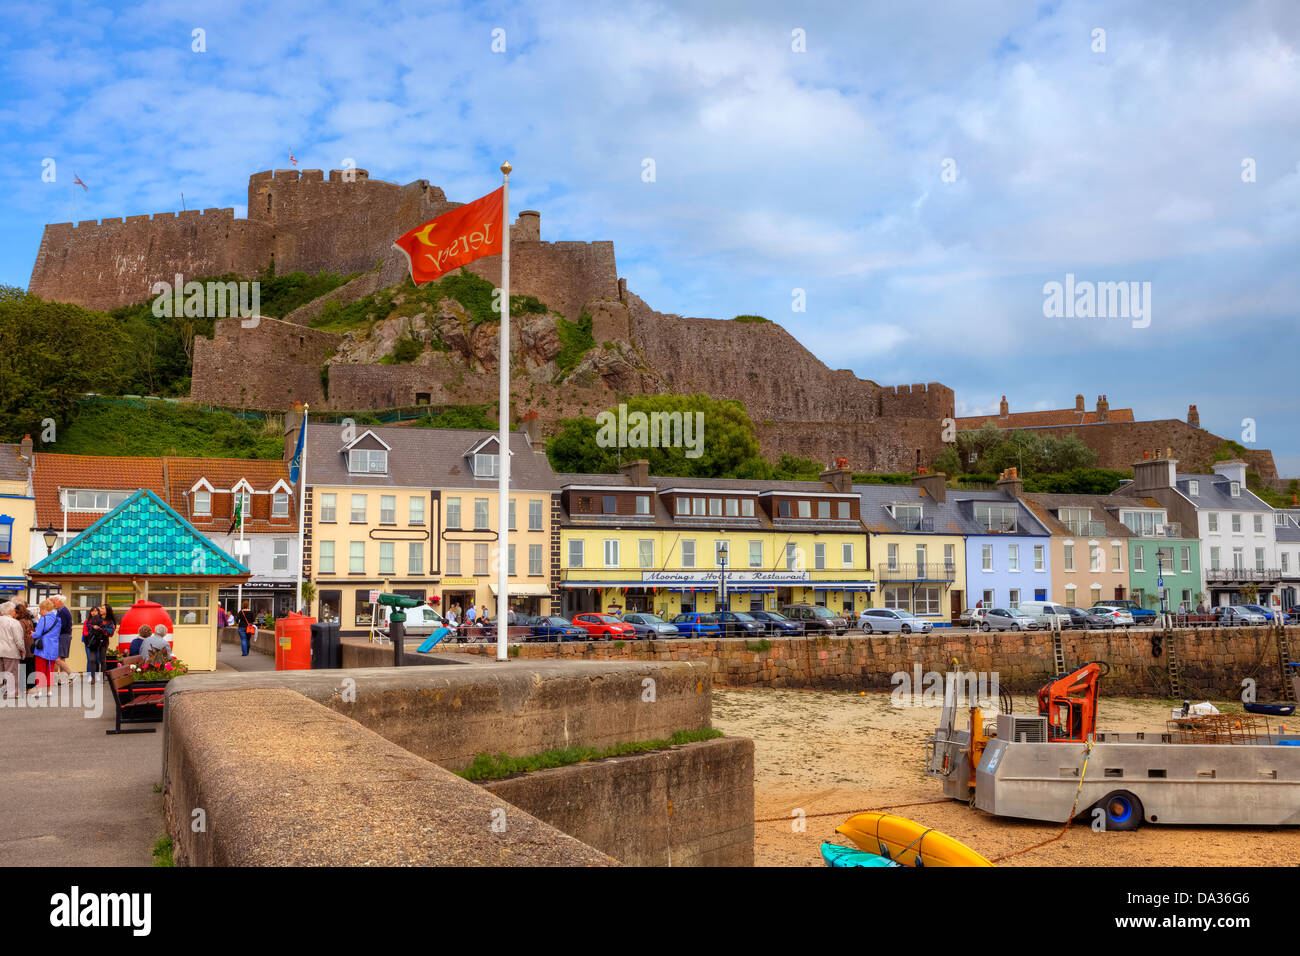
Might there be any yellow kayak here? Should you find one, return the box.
[835,812,993,867]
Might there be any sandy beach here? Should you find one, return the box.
[712,687,1300,867]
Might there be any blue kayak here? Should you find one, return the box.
[821,842,901,868]
[416,627,452,653]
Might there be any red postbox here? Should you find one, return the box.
[275,611,314,670]
[116,601,174,655]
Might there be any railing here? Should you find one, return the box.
[1205,568,1281,583]
[876,562,957,582]
[1064,520,1107,536]
[894,515,934,532]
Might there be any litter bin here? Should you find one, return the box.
[310,620,341,669]
[275,612,314,670]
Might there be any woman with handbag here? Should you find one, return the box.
[83,606,110,684]
[29,598,60,698]
[236,600,257,656]
[15,602,35,693]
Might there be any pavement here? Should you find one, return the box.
[216,641,277,672]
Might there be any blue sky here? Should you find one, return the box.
[2,0,1298,471]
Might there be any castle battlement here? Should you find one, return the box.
[45,207,237,232]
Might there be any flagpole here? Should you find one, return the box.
[496,160,512,663]
[295,404,309,612]
[236,490,246,612]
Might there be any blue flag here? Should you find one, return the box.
[289,415,307,484]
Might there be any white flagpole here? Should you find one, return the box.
[496,160,512,663]
[295,404,309,612]
[236,489,246,612]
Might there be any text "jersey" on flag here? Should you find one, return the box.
[392,187,503,285]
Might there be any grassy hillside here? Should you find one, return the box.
[53,400,284,459]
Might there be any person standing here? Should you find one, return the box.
[29,599,60,697]
[52,595,74,683]
[478,604,490,636]
[82,606,110,684]
[0,601,24,700]
[236,601,257,656]
[14,602,34,694]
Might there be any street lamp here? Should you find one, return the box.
[42,524,58,555]
[716,541,729,636]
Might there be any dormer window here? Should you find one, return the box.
[1230,481,1240,497]
[349,449,387,474]
[892,504,923,530]
[193,491,211,516]
[272,492,289,517]
[1189,480,1199,496]
[474,453,498,477]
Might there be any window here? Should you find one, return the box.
[193,490,211,516]
[233,491,251,518]
[529,499,543,530]
[637,495,651,515]
[446,498,461,529]
[1134,547,1144,572]
[817,500,830,519]
[1230,481,1240,497]
[474,498,489,530]
[893,504,922,531]
[750,541,763,568]
[707,498,721,517]
[915,544,927,568]
[741,499,755,517]
[693,497,706,516]
[944,544,955,570]
[1112,543,1122,572]
[410,497,425,525]
[1089,544,1101,572]
[1064,584,1076,606]
[725,498,739,517]
[974,503,1017,532]
[777,500,791,518]
[1209,546,1220,570]
[354,590,375,627]
[982,545,993,571]
[349,541,364,574]
[273,539,289,571]
[409,542,423,575]
[318,541,335,575]
[507,544,516,576]
[682,539,696,568]
[1120,511,1160,536]
[568,539,584,569]
[147,584,210,626]
[1034,545,1045,571]
[982,589,994,606]
[887,543,899,571]
[638,540,654,569]
[320,493,337,523]
[528,544,542,575]
[838,501,850,520]
[380,495,396,525]
[916,586,941,615]
[1207,513,1218,532]
[714,540,729,568]
[348,449,387,474]
[602,495,617,514]
[798,500,811,519]
[1009,589,1020,609]
[604,539,620,568]
[447,542,461,575]
[786,543,799,570]
[1231,514,1242,533]
[884,586,910,611]
[1090,585,1101,605]
[474,543,489,575]
[63,489,131,512]
[1277,512,1290,527]
[1179,546,1191,572]
[1256,547,1266,571]
[1189,480,1199,496]
[1254,514,1264,534]
[1232,547,1244,570]
[1283,552,1290,574]
[379,542,394,575]
[1008,545,1019,571]
[675,497,689,516]
[350,494,366,523]
[474,453,498,477]
[843,542,854,567]
[508,499,516,530]
[815,543,826,570]
[272,492,290,517]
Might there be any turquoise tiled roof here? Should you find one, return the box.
[30,489,249,578]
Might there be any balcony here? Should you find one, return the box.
[876,562,957,583]
[1205,567,1281,583]
[1064,519,1107,536]
[893,514,934,532]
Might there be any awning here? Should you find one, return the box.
[489,581,551,597]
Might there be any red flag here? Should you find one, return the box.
[73,175,88,190]
[392,187,503,285]
[288,149,298,166]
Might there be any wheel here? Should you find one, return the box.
[901,624,911,634]
[1011,624,1020,632]
[862,623,872,634]
[1093,791,1143,831]
[981,622,991,632]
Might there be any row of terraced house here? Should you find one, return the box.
[2,418,1298,651]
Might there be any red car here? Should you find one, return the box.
[570,613,637,640]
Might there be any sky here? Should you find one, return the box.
[1,0,1297,471]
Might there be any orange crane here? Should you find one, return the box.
[1036,661,1108,743]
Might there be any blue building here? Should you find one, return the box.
[951,474,1052,612]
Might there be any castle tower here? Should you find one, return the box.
[515,211,541,241]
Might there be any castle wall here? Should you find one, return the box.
[462,239,619,325]
[191,316,339,409]
[1025,419,1278,479]
[756,417,947,473]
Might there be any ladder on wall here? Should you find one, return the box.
[1278,630,1297,703]
[1051,630,1066,678]
[1165,631,1184,701]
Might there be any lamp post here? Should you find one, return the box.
[716,541,729,636]
[42,524,58,556]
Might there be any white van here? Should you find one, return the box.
[375,603,445,638]
[1018,601,1071,630]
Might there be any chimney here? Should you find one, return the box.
[999,395,1009,417]
[1075,394,1085,412]
[1097,394,1110,423]
[1132,455,1177,492]
[620,458,650,487]
[995,466,1023,499]
[1187,404,1199,428]
[20,434,32,459]
[911,471,947,503]
[1212,459,1247,489]
[820,461,853,494]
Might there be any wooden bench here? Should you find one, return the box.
[105,660,164,735]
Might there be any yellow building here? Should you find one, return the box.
[299,423,558,635]
[558,463,875,618]
[0,439,36,604]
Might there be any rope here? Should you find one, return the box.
[989,738,1094,863]
[754,798,950,824]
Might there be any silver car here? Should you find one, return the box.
[858,608,934,634]
[621,612,681,638]
[980,607,1038,632]
[1087,605,1135,627]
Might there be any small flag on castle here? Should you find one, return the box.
[392,187,504,285]
[73,175,88,191]
[288,149,298,166]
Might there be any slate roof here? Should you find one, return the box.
[1021,493,1133,538]
[305,424,558,491]
[853,484,1050,537]
[0,444,31,483]
[1176,473,1272,512]
[30,489,250,579]
[1274,510,1300,543]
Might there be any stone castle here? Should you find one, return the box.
[24,168,1279,478]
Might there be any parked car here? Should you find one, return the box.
[671,612,722,636]
[1087,605,1135,627]
[748,609,804,636]
[959,608,987,628]
[1059,606,1091,629]
[1214,605,1268,626]
[529,616,587,641]
[715,610,766,638]
[781,604,848,635]
[1238,603,1278,623]
[980,607,1038,632]
[1018,600,1073,630]
[1097,599,1157,625]
[620,612,680,639]
[376,604,445,638]
[571,612,637,640]
[857,608,933,634]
